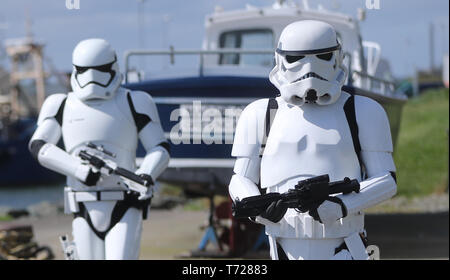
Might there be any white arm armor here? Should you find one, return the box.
[231,99,267,158]
[229,157,262,202]
[130,91,170,180]
[229,99,269,202]
[29,94,91,182]
[137,145,169,180]
[338,152,397,215]
[336,96,397,215]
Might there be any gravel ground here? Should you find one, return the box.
[1,193,448,260]
[365,193,449,214]
[1,207,208,260]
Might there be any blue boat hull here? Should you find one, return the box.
[127,76,405,160]
[0,119,65,186]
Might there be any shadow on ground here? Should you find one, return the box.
[365,212,449,259]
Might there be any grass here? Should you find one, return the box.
[394,88,449,197]
[182,196,229,212]
[159,183,184,196]
[182,198,209,211]
[0,215,13,221]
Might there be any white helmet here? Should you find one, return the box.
[70,38,122,101]
[269,20,347,106]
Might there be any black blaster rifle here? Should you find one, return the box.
[78,142,152,196]
[232,174,360,219]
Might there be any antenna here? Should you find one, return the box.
[137,0,147,71]
[0,15,8,61]
[137,0,146,49]
[429,22,435,72]
[25,8,33,40]
[302,0,310,10]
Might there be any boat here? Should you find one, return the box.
[0,34,69,186]
[124,0,408,197]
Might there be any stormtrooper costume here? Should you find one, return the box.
[28,39,170,260]
[229,21,397,260]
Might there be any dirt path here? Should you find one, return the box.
[4,208,208,260]
[2,207,448,260]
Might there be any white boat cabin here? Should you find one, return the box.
[201,1,392,94]
[124,1,396,95]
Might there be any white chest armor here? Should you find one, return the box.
[260,94,365,239]
[62,90,138,190]
[261,94,361,190]
[261,93,364,239]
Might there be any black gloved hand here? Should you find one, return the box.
[308,205,322,222]
[260,199,288,223]
[309,197,347,224]
[84,169,101,186]
[138,174,154,186]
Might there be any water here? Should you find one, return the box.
[0,184,65,209]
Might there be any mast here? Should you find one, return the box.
[4,18,47,119]
[429,22,435,72]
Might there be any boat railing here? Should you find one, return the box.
[352,70,396,95]
[123,48,274,84]
[362,41,382,77]
[344,51,396,96]
[124,48,397,96]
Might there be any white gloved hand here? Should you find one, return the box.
[138,186,154,201]
[74,164,101,186]
[136,174,155,201]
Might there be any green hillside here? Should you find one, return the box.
[394,88,449,197]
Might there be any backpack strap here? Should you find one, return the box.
[343,94,365,179]
[258,95,364,178]
[259,98,278,158]
[54,97,67,126]
[126,91,152,133]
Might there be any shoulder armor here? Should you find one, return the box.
[354,95,393,152]
[126,90,161,132]
[37,93,67,126]
[231,98,269,158]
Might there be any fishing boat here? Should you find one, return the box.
[0,35,69,186]
[124,0,408,197]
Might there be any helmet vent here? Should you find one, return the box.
[305,89,318,103]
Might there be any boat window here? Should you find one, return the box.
[219,29,273,67]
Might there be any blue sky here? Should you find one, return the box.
[0,0,448,79]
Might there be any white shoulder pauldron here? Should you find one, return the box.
[37,93,68,126]
[61,90,138,156]
[231,98,270,158]
[354,95,393,153]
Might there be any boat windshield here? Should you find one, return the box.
[219,29,274,67]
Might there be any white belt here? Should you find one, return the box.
[74,191,125,202]
[263,210,365,239]
[64,187,125,214]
